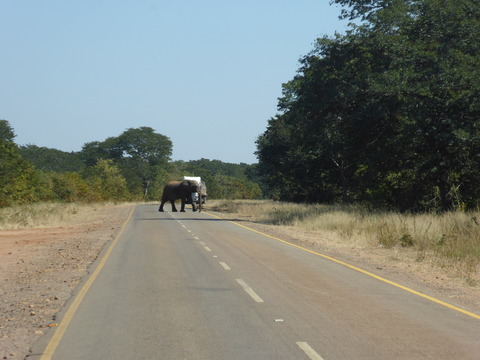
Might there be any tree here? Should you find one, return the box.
[257,0,480,211]
[369,0,480,210]
[19,145,83,172]
[79,127,173,198]
[0,120,36,207]
[331,0,415,21]
[80,137,124,167]
[83,159,130,201]
[0,120,16,142]
[118,127,172,165]
[49,172,92,202]
[170,159,264,200]
[213,175,262,199]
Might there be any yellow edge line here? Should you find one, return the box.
[40,205,136,360]
[204,211,480,320]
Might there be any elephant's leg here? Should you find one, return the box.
[159,201,165,212]
[180,199,186,212]
[171,201,178,212]
[192,201,197,212]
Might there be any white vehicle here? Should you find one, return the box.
[183,176,207,204]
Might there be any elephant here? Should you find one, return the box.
[158,179,203,212]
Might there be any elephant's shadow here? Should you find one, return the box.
[138,217,246,222]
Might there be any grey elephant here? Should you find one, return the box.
[158,179,203,212]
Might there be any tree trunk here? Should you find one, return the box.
[439,174,454,212]
[340,160,350,204]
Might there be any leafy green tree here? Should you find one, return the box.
[49,172,92,202]
[79,127,173,198]
[0,120,36,207]
[365,0,480,210]
[332,0,415,21]
[83,159,130,201]
[186,158,251,179]
[19,145,83,172]
[0,141,36,207]
[258,0,480,211]
[118,127,172,165]
[123,126,171,198]
[0,120,15,142]
[80,137,124,167]
[29,170,56,202]
[213,175,262,199]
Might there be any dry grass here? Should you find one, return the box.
[210,200,480,280]
[0,202,128,230]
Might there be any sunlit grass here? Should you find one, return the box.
[0,202,126,230]
[210,200,480,278]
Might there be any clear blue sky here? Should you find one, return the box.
[1,0,349,164]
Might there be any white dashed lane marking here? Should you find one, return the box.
[169,210,327,360]
[170,211,323,360]
[219,262,231,270]
[236,279,264,303]
[296,342,325,360]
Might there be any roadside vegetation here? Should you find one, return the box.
[256,0,480,213]
[213,200,480,283]
[0,120,262,208]
[0,202,127,230]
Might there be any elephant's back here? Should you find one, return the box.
[166,181,181,187]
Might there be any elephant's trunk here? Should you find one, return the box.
[198,191,202,212]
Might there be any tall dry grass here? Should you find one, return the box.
[211,200,480,279]
[0,202,114,230]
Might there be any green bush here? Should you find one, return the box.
[0,141,36,207]
[84,159,130,201]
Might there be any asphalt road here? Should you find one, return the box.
[32,204,479,359]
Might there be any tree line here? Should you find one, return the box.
[0,120,262,207]
[256,0,480,212]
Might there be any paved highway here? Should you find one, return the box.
[32,204,479,359]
